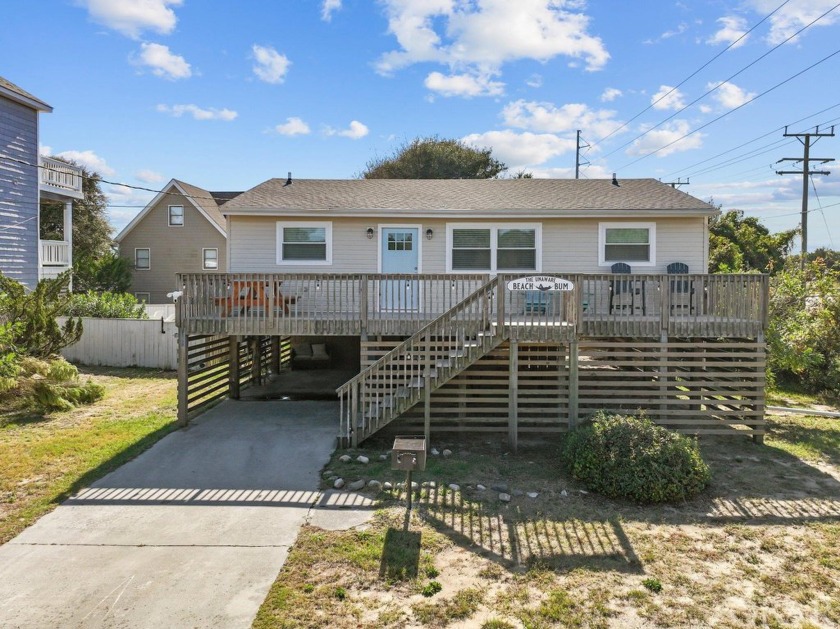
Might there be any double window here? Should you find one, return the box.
[135,248,150,270]
[447,224,540,272]
[599,222,656,266]
[276,222,332,265]
[168,205,184,226]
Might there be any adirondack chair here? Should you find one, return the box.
[667,262,694,314]
[609,262,645,314]
[216,281,297,316]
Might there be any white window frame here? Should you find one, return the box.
[445,223,542,273]
[202,247,219,270]
[276,221,333,265]
[598,222,656,267]
[134,292,150,303]
[168,205,184,227]
[135,248,150,270]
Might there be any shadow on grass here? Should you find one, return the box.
[76,365,177,379]
[380,527,421,582]
[764,415,840,469]
[54,422,180,506]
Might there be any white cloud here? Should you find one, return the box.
[651,85,685,111]
[707,81,756,110]
[501,100,624,140]
[526,74,543,88]
[321,0,342,21]
[706,16,749,47]
[600,87,622,102]
[625,120,704,157]
[325,120,369,139]
[135,169,164,183]
[424,71,504,97]
[252,44,291,84]
[39,145,52,156]
[275,117,311,136]
[134,42,191,79]
[55,149,116,176]
[461,130,574,167]
[644,21,688,44]
[78,0,182,39]
[376,0,609,83]
[156,104,238,120]
[746,0,840,44]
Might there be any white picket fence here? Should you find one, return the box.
[59,316,178,370]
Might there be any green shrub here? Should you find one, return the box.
[31,358,105,412]
[65,291,147,319]
[562,412,711,503]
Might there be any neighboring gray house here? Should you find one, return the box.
[0,76,83,288]
[115,179,239,303]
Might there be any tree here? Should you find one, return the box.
[40,162,115,290]
[708,209,796,274]
[361,137,507,179]
[767,258,840,395]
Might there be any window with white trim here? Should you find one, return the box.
[447,224,540,272]
[168,205,184,226]
[135,248,150,270]
[202,248,218,270]
[276,222,332,265]
[599,222,656,266]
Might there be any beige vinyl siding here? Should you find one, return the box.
[228,215,708,275]
[119,190,227,303]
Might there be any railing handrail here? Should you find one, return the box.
[39,156,84,193]
[337,275,499,396]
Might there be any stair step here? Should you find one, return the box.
[436,359,452,368]
[395,387,410,399]
[409,377,425,388]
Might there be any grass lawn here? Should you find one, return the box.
[255,406,840,628]
[0,366,178,545]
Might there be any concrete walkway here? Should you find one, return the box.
[0,400,375,629]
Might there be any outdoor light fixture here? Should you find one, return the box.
[425,228,434,240]
[366,227,374,239]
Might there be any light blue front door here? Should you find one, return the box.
[380,227,419,311]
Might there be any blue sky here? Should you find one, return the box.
[3,0,840,250]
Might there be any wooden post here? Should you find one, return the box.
[250,337,262,385]
[270,336,281,374]
[177,332,189,426]
[360,274,368,338]
[508,340,519,452]
[754,332,766,445]
[424,330,432,443]
[568,339,579,430]
[229,335,241,399]
[659,333,669,416]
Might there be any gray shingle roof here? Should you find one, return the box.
[0,75,52,112]
[222,178,716,216]
[174,179,227,230]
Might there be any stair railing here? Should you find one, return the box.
[337,276,503,445]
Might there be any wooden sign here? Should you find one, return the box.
[506,276,574,291]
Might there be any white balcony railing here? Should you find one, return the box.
[40,240,70,266]
[39,156,84,199]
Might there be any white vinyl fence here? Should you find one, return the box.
[59,316,178,370]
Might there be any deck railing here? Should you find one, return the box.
[39,156,84,198]
[40,240,70,266]
[176,272,768,339]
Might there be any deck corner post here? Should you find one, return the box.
[270,336,281,374]
[508,339,519,452]
[424,329,432,443]
[229,335,241,399]
[177,331,189,426]
[360,274,369,337]
[568,339,579,431]
[659,333,669,415]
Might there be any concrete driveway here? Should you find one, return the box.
[0,400,373,629]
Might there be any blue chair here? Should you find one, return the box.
[524,290,553,315]
[609,263,645,314]
[667,262,694,313]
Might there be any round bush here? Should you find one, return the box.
[562,412,711,503]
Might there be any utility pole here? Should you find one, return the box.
[661,177,690,189]
[575,130,590,179]
[775,125,835,266]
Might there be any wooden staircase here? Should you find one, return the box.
[337,276,506,445]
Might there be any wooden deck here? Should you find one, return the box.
[176,272,768,340]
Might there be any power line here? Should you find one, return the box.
[811,174,835,248]
[664,102,840,178]
[606,2,840,161]
[616,47,840,171]
[591,0,793,149]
